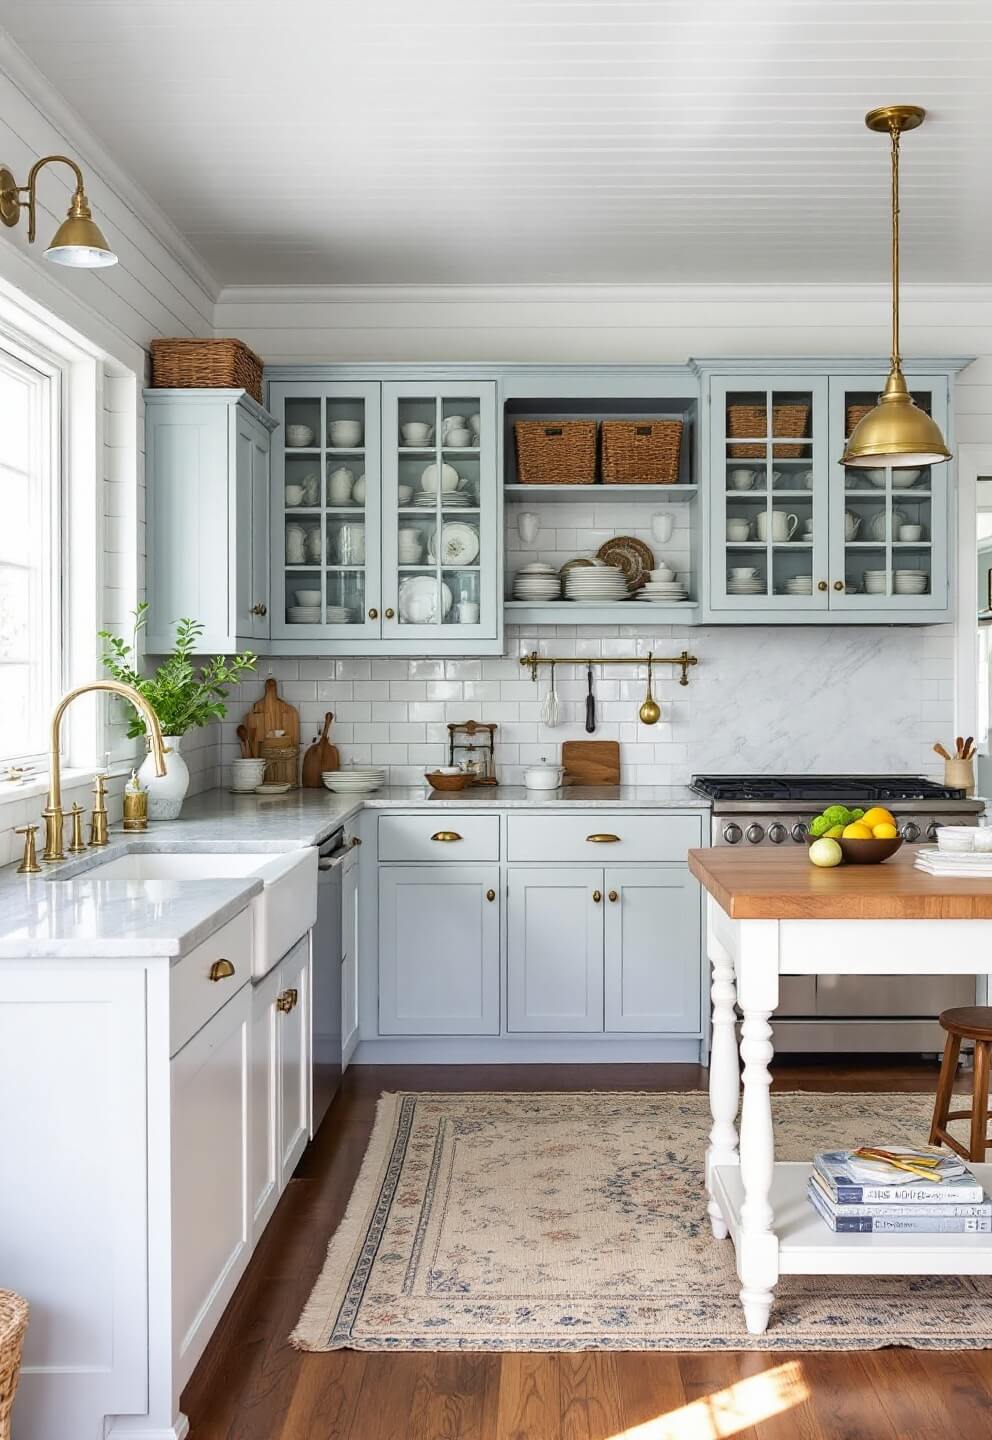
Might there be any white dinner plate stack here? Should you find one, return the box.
[864,569,928,597]
[322,766,386,795]
[513,563,561,601]
[637,577,689,602]
[784,575,813,596]
[325,605,351,623]
[727,576,765,594]
[564,565,629,603]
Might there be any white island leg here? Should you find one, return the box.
[706,905,740,1240]
[736,921,780,1335]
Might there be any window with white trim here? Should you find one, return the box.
[0,340,61,767]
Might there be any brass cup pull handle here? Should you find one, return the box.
[586,833,620,844]
[431,830,462,842]
[276,987,298,1013]
[608,890,619,902]
[592,890,602,903]
[834,580,845,591]
[368,607,379,619]
[208,958,236,982]
[817,580,828,592]
[385,608,395,619]
[486,888,496,902]
[250,602,267,617]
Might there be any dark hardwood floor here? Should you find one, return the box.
[181,1061,992,1439]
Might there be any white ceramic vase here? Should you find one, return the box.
[138,733,190,820]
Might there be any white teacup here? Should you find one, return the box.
[726,518,751,542]
[285,484,304,507]
[651,566,675,581]
[899,523,924,542]
[446,427,473,447]
[401,421,432,445]
[729,566,758,579]
[755,510,798,542]
[442,414,467,434]
[456,601,480,624]
[231,758,267,792]
[729,468,755,491]
[328,466,354,505]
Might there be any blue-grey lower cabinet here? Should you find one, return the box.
[378,864,501,1035]
[144,388,278,654]
[603,866,701,1032]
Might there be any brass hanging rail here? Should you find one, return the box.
[520,649,698,688]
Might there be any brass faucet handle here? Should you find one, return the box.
[41,805,65,862]
[89,772,110,848]
[14,825,42,874]
[67,802,87,855]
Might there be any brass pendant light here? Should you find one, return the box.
[842,105,951,469]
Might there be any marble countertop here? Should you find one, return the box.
[0,784,710,960]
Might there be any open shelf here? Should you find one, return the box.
[505,599,698,625]
[504,483,697,503]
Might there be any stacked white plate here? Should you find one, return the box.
[915,846,992,879]
[322,766,386,795]
[727,577,765,594]
[287,606,321,623]
[637,577,689,602]
[784,576,813,595]
[513,562,561,601]
[564,565,629,603]
[326,605,351,623]
[894,569,928,595]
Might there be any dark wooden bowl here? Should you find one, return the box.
[837,836,903,865]
[425,771,471,792]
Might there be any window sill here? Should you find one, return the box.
[0,764,132,812]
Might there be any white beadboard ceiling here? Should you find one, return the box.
[0,0,990,286]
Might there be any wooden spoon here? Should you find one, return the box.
[933,743,953,761]
[236,723,252,759]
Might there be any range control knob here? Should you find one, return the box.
[901,821,921,842]
[926,821,941,842]
[791,822,809,843]
[722,822,743,845]
[745,823,765,845]
[767,822,787,844]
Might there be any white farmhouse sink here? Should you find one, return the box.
[81,849,318,977]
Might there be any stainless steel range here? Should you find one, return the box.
[691,774,986,1054]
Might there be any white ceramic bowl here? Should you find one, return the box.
[286,424,314,447]
[295,589,321,606]
[401,422,432,445]
[329,419,363,447]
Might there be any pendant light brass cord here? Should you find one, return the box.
[889,117,901,376]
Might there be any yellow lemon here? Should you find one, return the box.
[824,824,846,838]
[862,806,896,831]
[872,822,898,839]
[842,821,874,839]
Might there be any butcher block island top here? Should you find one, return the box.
[688,846,992,921]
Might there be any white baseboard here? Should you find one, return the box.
[351,1036,702,1064]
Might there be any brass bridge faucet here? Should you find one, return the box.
[42,680,167,862]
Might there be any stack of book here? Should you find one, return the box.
[809,1146,992,1234]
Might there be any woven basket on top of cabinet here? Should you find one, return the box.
[0,1291,28,1440]
[727,403,810,459]
[514,420,597,484]
[845,402,874,439]
[150,338,264,406]
[600,419,683,484]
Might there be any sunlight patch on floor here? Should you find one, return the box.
[609,1360,809,1440]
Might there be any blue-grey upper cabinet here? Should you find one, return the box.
[144,389,278,654]
[701,367,954,624]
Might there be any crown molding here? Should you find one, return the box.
[0,30,221,305]
[216,281,992,309]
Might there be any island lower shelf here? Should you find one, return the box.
[712,1163,992,1275]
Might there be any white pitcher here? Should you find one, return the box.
[755,510,799,542]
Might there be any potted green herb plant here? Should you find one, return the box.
[99,603,257,818]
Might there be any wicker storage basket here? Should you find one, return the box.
[845,403,873,439]
[150,338,264,405]
[601,419,683,485]
[727,403,810,459]
[514,421,597,484]
[0,1292,28,1440]
[259,738,300,788]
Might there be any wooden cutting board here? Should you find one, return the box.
[301,712,340,788]
[246,677,300,757]
[562,740,621,786]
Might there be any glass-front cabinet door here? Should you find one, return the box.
[828,374,949,614]
[268,382,382,643]
[709,376,830,612]
[381,381,499,642]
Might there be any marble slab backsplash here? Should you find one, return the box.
[220,623,954,790]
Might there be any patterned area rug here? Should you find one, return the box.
[292,1090,992,1352]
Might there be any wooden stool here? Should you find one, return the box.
[929,1007,992,1162]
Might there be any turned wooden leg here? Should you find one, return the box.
[929,1032,961,1146]
[738,1002,778,1334]
[706,912,740,1241]
[970,1040,991,1162]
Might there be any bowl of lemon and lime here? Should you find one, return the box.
[806,804,903,868]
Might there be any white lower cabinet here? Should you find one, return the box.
[171,981,252,1392]
[378,864,500,1034]
[603,866,701,1032]
[277,937,311,1188]
[507,868,605,1032]
[341,843,360,1068]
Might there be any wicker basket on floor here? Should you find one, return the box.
[514,420,597,484]
[601,419,683,484]
[150,338,264,405]
[727,402,809,459]
[0,1292,28,1440]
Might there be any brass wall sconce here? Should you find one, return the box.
[0,154,117,268]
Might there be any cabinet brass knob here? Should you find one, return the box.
[817,580,828,592]
[834,580,845,591]
[608,890,619,903]
[368,607,379,620]
[486,888,496,902]
[431,830,462,842]
[250,602,267,617]
[208,958,235,982]
[385,608,395,619]
[276,987,298,1013]
[586,833,620,844]
[592,890,602,903]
